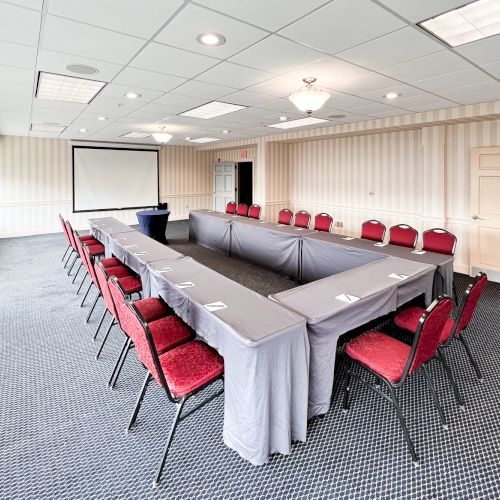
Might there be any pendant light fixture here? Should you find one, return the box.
[289,77,330,115]
[152,125,173,144]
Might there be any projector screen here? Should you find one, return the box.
[72,146,159,212]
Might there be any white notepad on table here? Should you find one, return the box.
[374,242,388,247]
[342,236,355,240]
[388,273,408,280]
[412,250,426,255]
[134,251,149,256]
[157,267,173,274]
[124,244,138,248]
[175,282,196,289]
[335,293,360,303]
[203,301,228,312]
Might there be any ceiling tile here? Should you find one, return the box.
[482,61,500,78]
[229,36,324,75]
[130,42,220,78]
[219,90,277,107]
[156,93,210,109]
[36,50,123,82]
[48,0,184,39]
[359,83,424,103]
[0,65,35,85]
[43,15,146,65]
[338,27,443,69]
[455,34,500,66]
[349,102,409,116]
[113,67,186,92]
[324,95,376,110]
[414,68,493,93]
[436,81,500,103]
[0,40,37,69]
[330,73,399,94]
[194,0,329,32]
[196,62,273,88]
[155,4,268,59]
[280,0,404,55]
[6,0,43,9]
[172,80,237,99]
[392,94,457,111]
[0,3,41,47]
[380,50,472,82]
[0,81,33,97]
[377,0,471,23]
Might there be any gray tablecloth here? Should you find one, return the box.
[231,219,315,279]
[302,232,454,296]
[106,230,184,297]
[270,256,436,418]
[89,217,137,254]
[189,209,233,253]
[148,257,309,465]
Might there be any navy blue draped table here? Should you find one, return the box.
[136,209,170,244]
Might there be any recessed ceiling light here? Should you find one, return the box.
[189,137,221,143]
[268,117,328,129]
[120,131,151,139]
[222,130,229,134]
[196,32,226,46]
[419,0,500,47]
[180,101,247,119]
[30,123,66,133]
[65,64,99,75]
[79,128,87,133]
[36,71,106,104]
[279,116,287,121]
[125,92,141,99]
[384,92,400,100]
[96,116,107,121]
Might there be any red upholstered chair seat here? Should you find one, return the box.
[118,275,142,294]
[100,257,122,268]
[134,298,170,324]
[346,331,411,383]
[87,243,105,256]
[81,235,96,242]
[105,265,134,279]
[159,340,224,397]
[149,315,193,354]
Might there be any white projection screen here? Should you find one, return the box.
[72,146,159,212]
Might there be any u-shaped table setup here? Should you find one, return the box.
[89,210,453,465]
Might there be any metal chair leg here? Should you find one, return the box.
[422,364,448,429]
[386,383,419,464]
[342,362,351,412]
[93,309,108,341]
[72,262,83,284]
[67,254,78,276]
[126,372,152,433]
[458,333,483,381]
[80,282,93,307]
[64,249,74,268]
[62,244,71,262]
[437,348,465,408]
[77,272,88,295]
[85,291,101,323]
[153,398,186,487]
[452,280,459,305]
[95,319,115,360]
[107,337,131,389]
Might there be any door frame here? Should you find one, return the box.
[212,162,236,211]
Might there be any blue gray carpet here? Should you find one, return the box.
[0,222,499,499]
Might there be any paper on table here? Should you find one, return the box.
[203,301,228,312]
[134,251,149,256]
[258,221,267,224]
[335,293,360,303]
[374,242,388,247]
[157,267,173,274]
[117,237,128,241]
[295,228,304,231]
[124,244,138,248]
[175,281,196,289]
[342,236,355,240]
[388,273,408,280]
[412,250,426,255]
[276,224,285,227]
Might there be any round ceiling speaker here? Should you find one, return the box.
[65,64,99,75]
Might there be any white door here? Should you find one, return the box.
[470,147,500,282]
[213,163,236,212]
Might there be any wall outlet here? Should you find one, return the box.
[336,221,343,228]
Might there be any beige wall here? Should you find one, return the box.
[0,136,211,237]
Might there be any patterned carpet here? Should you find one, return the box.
[0,221,499,499]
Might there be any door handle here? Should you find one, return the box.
[472,215,484,220]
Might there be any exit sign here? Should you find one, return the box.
[239,149,248,158]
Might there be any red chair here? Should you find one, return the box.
[294,210,311,229]
[389,224,418,248]
[278,209,293,225]
[65,220,102,277]
[248,204,262,220]
[225,201,236,215]
[422,228,457,255]
[314,213,333,232]
[343,296,454,464]
[394,273,488,406]
[237,203,248,216]
[361,220,386,243]
[121,299,224,486]
[59,214,73,264]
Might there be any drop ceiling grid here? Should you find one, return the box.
[0,0,499,143]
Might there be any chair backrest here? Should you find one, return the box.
[237,203,248,216]
[82,243,100,288]
[225,201,236,214]
[294,210,311,229]
[314,213,333,232]
[95,262,118,319]
[406,296,454,375]
[361,220,386,242]
[389,224,419,248]
[278,209,293,225]
[248,204,261,220]
[108,276,131,328]
[422,228,457,256]
[65,220,78,251]
[59,214,71,245]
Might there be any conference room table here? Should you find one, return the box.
[270,256,436,418]
[301,232,454,296]
[89,217,136,255]
[230,218,316,279]
[189,209,234,253]
[148,256,309,466]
